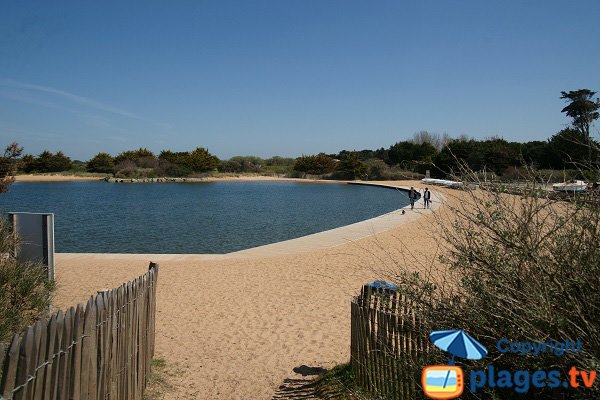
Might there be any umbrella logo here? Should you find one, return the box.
[430,329,488,365]
[422,329,488,399]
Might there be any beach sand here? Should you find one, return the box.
[15,174,106,182]
[52,180,457,399]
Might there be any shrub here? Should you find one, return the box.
[335,153,367,180]
[159,148,219,174]
[389,165,600,399]
[114,148,155,165]
[164,163,192,177]
[87,152,114,173]
[0,143,22,192]
[21,150,72,173]
[294,154,337,175]
[218,157,262,173]
[0,218,55,346]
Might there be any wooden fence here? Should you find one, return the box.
[350,284,429,399]
[0,262,159,400]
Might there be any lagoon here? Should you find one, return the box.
[0,181,408,254]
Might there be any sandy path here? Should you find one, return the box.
[52,180,456,399]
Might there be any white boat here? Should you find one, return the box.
[552,180,587,192]
[421,178,463,188]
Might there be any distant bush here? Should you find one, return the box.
[163,162,192,177]
[265,156,295,167]
[70,160,87,173]
[294,153,337,175]
[218,156,263,173]
[359,159,425,180]
[159,148,219,174]
[262,165,293,175]
[333,153,367,180]
[0,217,55,346]
[21,150,72,173]
[114,148,156,165]
[0,143,22,192]
[87,152,115,173]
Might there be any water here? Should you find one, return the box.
[0,181,408,254]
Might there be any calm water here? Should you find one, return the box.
[0,181,408,254]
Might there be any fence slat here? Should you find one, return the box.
[42,314,58,400]
[1,335,21,399]
[94,293,106,400]
[49,311,64,400]
[31,319,47,400]
[13,326,34,400]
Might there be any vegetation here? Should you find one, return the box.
[143,358,174,400]
[0,219,55,345]
[87,152,115,173]
[0,156,55,346]
[293,153,337,175]
[385,164,599,399]
[0,142,23,192]
[11,88,599,182]
[560,89,600,140]
[21,150,72,173]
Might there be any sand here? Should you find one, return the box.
[14,173,338,183]
[15,174,106,182]
[51,180,458,399]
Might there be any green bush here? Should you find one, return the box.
[294,153,337,175]
[362,159,425,180]
[87,152,115,173]
[21,151,73,173]
[0,217,55,346]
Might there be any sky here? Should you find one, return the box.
[1,1,599,161]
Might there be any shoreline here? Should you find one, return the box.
[14,173,343,184]
[50,180,449,399]
[15,174,107,182]
[57,182,441,260]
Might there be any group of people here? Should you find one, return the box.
[407,186,431,210]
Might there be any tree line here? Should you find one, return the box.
[12,89,600,181]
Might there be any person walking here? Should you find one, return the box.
[408,186,418,210]
[423,187,431,209]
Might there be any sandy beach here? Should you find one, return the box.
[15,174,107,182]
[14,173,342,184]
[51,180,456,399]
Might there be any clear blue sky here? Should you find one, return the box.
[1,1,599,161]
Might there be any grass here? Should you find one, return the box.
[313,364,376,400]
[143,358,173,400]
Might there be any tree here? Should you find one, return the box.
[388,141,437,166]
[0,142,23,192]
[46,151,72,172]
[548,128,598,168]
[22,150,72,173]
[114,148,155,165]
[293,154,337,175]
[411,130,450,151]
[335,153,367,179]
[188,147,219,172]
[560,89,600,139]
[87,152,115,173]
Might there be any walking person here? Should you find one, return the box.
[423,187,431,209]
[408,186,418,210]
